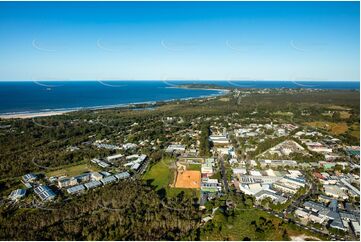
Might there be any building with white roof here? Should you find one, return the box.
[209,135,229,145]
[100,175,117,185]
[254,190,287,204]
[201,158,214,176]
[114,172,130,180]
[67,184,86,194]
[232,168,247,175]
[22,173,37,183]
[324,185,349,200]
[250,170,262,176]
[288,170,303,178]
[166,144,186,153]
[8,189,26,201]
[106,154,124,163]
[84,180,102,189]
[351,221,360,236]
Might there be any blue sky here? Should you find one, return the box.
[0,1,359,81]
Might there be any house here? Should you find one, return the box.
[34,185,56,201]
[8,189,26,201]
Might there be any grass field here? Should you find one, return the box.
[350,123,360,139]
[187,163,201,171]
[143,158,200,199]
[304,121,348,135]
[273,111,293,117]
[46,163,97,177]
[143,158,174,190]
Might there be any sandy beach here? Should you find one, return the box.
[0,111,70,119]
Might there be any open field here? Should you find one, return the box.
[304,121,348,135]
[143,158,199,199]
[174,170,201,189]
[273,111,293,117]
[143,158,174,190]
[187,163,201,171]
[46,163,97,177]
[349,123,360,139]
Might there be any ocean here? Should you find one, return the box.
[0,81,359,115]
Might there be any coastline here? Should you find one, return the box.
[0,111,71,119]
[0,87,228,119]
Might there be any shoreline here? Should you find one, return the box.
[0,87,228,119]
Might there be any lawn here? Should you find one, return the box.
[46,163,97,177]
[143,158,199,199]
[187,163,201,171]
[143,158,174,190]
[273,111,293,117]
[304,121,348,135]
[350,123,360,139]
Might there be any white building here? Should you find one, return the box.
[8,189,26,201]
[324,185,349,200]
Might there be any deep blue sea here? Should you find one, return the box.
[0,81,359,115]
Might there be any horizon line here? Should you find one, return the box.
[0,80,359,82]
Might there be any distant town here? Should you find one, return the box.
[0,86,359,240]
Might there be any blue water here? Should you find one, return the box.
[0,81,359,115]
